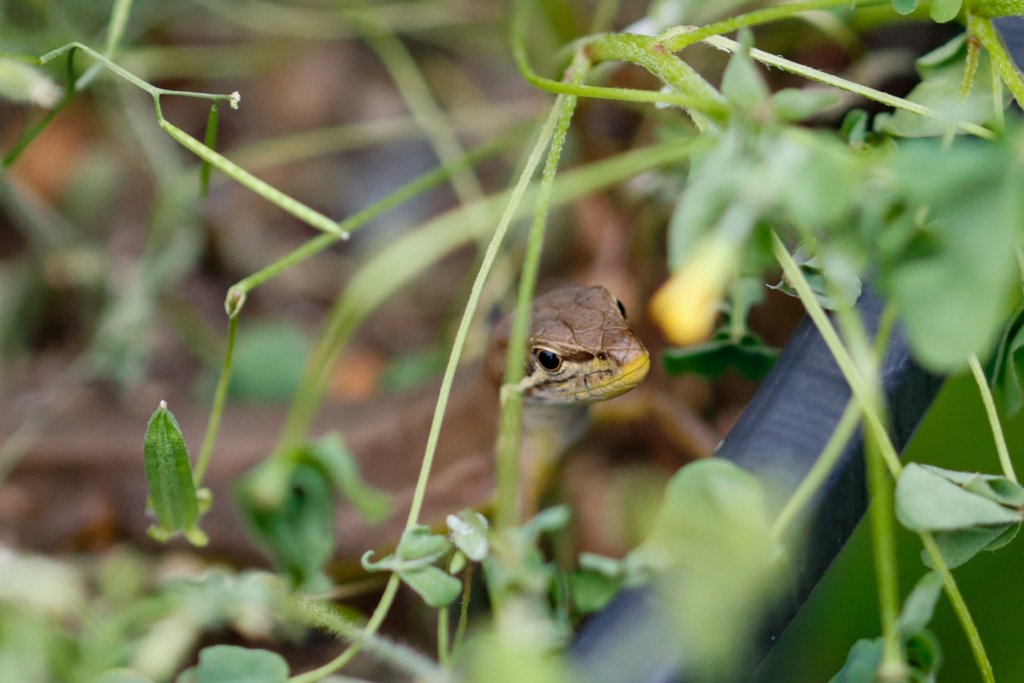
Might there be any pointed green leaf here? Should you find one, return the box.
[770,88,841,121]
[923,524,1017,569]
[721,30,769,111]
[143,401,207,546]
[398,566,462,607]
[896,464,1023,531]
[992,304,1024,416]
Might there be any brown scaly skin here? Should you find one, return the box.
[486,285,651,511]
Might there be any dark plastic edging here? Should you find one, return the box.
[570,291,942,683]
[571,19,1024,681]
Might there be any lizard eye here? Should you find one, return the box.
[615,299,627,318]
[534,348,562,372]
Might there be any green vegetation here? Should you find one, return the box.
[3,0,1024,681]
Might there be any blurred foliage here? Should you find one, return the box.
[4,0,1024,682]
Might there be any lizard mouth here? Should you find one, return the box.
[578,350,651,400]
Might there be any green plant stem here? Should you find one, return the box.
[453,563,473,657]
[200,102,220,198]
[704,34,994,139]
[286,575,405,683]
[972,14,1024,109]
[771,231,995,683]
[269,138,696,485]
[960,21,981,100]
[866,434,904,676]
[656,0,890,51]
[226,132,520,311]
[437,606,451,667]
[192,314,237,487]
[2,50,78,170]
[770,232,898,473]
[353,6,486,216]
[158,119,347,239]
[402,96,565,532]
[919,531,995,683]
[584,34,725,131]
[511,8,730,117]
[226,103,534,172]
[769,399,860,542]
[495,57,586,530]
[968,353,1018,483]
[288,93,569,683]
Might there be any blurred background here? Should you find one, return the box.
[2,1,1023,681]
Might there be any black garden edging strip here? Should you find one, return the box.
[570,291,942,682]
[571,20,1024,682]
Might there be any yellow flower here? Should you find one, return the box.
[650,238,735,346]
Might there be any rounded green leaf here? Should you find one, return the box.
[193,646,288,683]
[930,0,962,22]
[398,566,462,607]
[447,510,489,562]
[892,0,918,14]
[96,670,155,683]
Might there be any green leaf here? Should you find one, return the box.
[721,29,770,111]
[840,109,869,146]
[308,433,391,523]
[991,304,1024,416]
[396,526,453,562]
[628,460,784,675]
[882,141,1022,370]
[906,630,943,680]
[143,401,208,546]
[398,566,462,607]
[923,524,1018,569]
[523,505,572,537]
[892,0,919,14]
[447,509,490,562]
[875,34,993,138]
[227,320,311,403]
[0,57,61,107]
[895,463,1023,532]
[829,637,883,683]
[662,335,779,380]
[897,571,942,635]
[568,569,623,615]
[234,462,335,592]
[918,465,1024,507]
[930,0,962,22]
[770,240,862,311]
[362,526,453,573]
[770,88,841,121]
[191,646,288,683]
[97,670,155,683]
